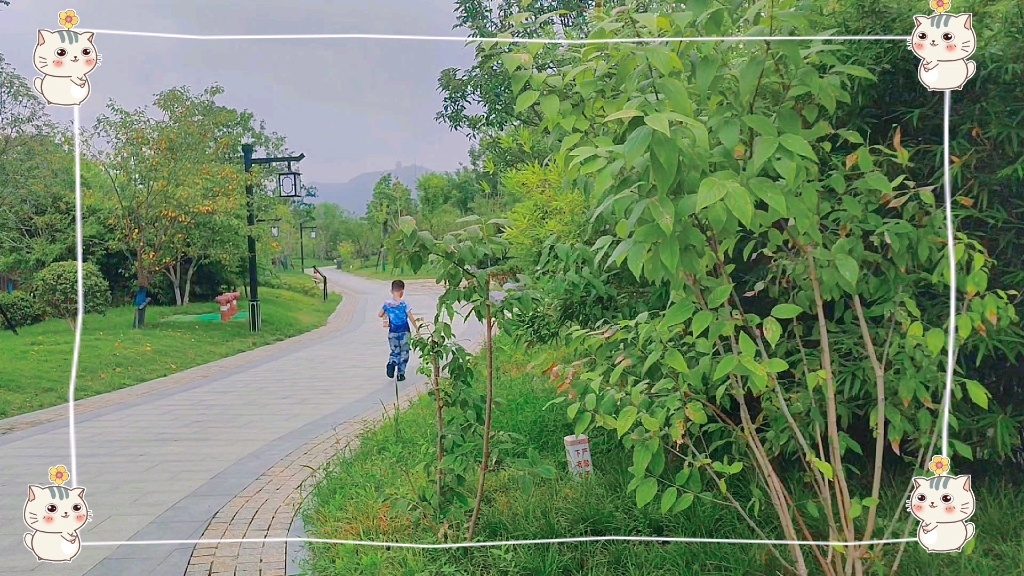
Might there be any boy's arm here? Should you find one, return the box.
[408,309,419,331]
[378,309,386,318]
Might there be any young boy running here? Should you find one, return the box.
[378,279,418,381]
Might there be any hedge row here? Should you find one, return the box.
[0,261,111,329]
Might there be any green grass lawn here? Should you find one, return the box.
[302,339,1024,576]
[342,261,439,282]
[0,282,340,420]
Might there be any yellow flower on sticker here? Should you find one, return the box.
[49,465,69,485]
[930,0,951,13]
[58,10,79,30]
[928,455,950,475]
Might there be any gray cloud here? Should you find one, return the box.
[0,0,476,182]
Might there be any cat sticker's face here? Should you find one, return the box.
[33,29,98,78]
[908,474,975,523]
[910,14,976,62]
[24,485,90,533]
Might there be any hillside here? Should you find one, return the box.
[308,163,434,215]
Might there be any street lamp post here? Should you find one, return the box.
[299,221,317,272]
[242,144,305,333]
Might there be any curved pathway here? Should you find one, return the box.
[0,269,480,575]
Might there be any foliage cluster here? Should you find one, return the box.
[32,261,111,329]
[373,2,1024,575]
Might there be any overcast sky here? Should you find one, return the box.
[0,0,477,182]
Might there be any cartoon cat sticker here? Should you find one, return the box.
[23,466,91,563]
[908,11,977,91]
[906,456,976,553]
[32,10,100,106]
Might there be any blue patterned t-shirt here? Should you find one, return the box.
[382,299,411,333]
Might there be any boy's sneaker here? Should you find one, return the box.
[386,363,395,378]
[397,373,406,382]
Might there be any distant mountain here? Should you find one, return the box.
[308,163,435,216]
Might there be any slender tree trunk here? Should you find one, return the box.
[433,352,444,505]
[165,264,182,307]
[183,259,198,306]
[467,300,494,542]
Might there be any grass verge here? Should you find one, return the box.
[342,261,439,282]
[302,339,1024,575]
[0,277,340,419]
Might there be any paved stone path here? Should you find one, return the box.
[0,270,481,575]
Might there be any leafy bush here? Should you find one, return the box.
[498,4,1018,575]
[32,261,110,327]
[0,290,43,328]
[504,161,589,268]
[265,273,323,298]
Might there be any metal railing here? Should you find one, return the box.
[312,266,328,301]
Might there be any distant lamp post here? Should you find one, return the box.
[277,162,302,198]
[299,220,317,272]
[243,145,305,333]
[271,225,280,238]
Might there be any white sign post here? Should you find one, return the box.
[564,434,592,477]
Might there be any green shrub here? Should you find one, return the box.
[32,261,111,326]
[0,291,43,328]
[267,273,323,298]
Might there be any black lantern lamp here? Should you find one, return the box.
[271,225,280,238]
[310,229,317,239]
[278,161,302,198]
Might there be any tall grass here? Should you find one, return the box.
[303,339,1024,575]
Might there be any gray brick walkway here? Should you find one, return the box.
[0,270,481,575]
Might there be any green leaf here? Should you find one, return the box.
[747,177,787,215]
[605,108,644,122]
[568,401,581,420]
[574,411,592,435]
[862,497,879,507]
[697,176,737,212]
[834,254,859,288]
[636,477,659,508]
[743,115,778,138]
[671,492,695,513]
[724,184,754,227]
[511,70,532,94]
[685,401,708,424]
[849,502,863,519]
[771,304,803,319]
[617,406,639,437]
[762,317,782,348]
[965,380,990,409]
[664,301,694,326]
[926,328,945,356]
[714,355,739,380]
[657,77,693,117]
[665,348,690,374]
[537,465,556,479]
[957,314,972,340]
[645,113,671,136]
[707,284,733,309]
[660,486,678,513]
[633,12,659,31]
[691,310,714,337]
[540,94,560,118]
[814,459,834,479]
[749,136,778,175]
[624,126,654,166]
[764,358,789,373]
[515,90,540,112]
[779,133,816,159]
[739,332,756,357]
